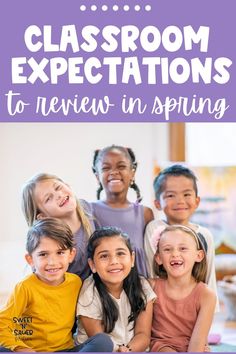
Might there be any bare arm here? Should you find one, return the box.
[187,286,216,352]
[143,206,154,226]
[125,300,153,352]
[79,316,104,337]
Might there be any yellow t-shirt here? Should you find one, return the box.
[0,272,82,352]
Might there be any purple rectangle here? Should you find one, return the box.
[0,0,235,122]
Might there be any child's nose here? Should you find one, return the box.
[176,195,184,203]
[110,255,119,264]
[47,255,56,265]
[110,168,119,175]
[171,248,180,256]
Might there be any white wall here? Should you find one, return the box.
[0,122,169,294]
[186,123,236,166]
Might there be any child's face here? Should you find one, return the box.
[95,149,135,197]
[155,229,204,279]
[33,179,77,220]
[25,236,76,286]
[88,236,135,294]
[155,176,200,225]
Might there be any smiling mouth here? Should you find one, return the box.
[170,260,183,266]
[108,179,122,184]
[173,208,188,211]
[59,196,69,207]
[46,268,61,273]
[108,269,122,273]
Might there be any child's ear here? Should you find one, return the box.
[69,248,76,263]
[131,251,135,268]
[131,168,136,179]
[88,258,96,273]
[154,199,162,210]
[36,213,46,220]
[155,253,163,265]
[195,196,200,208]
[195,249,205,263]
[25,253,34,267]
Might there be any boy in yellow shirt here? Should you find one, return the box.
[0,218,113,352]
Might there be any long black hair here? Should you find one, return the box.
[92,145,142,202]
[87,226,147,333]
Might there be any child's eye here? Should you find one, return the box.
[117,251,126,256]
[101,167,110,172]
[180,247,188,251]
[184,193,192,197]
[45,196,51,203]
[38,252,47,257]
[118,165,128,170]
[55,184,62,191]
[57,250,65,255]
[166,194,174,198]
[163,248,171,252]
[99,254,108,259]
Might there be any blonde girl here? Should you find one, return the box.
[150,224,216,352]
[21,173,95,279]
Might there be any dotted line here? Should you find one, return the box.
[79,4,151,12]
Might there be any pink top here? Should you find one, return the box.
[151,278,205,352]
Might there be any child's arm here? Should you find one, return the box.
[144,206,154,226]
[187,286,216,352]
[144,222,157,277]
[79,316,104,337]
[0,283,35,352]
[80,300,153,353]
[124,300,154,352]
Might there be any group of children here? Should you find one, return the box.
[0,145,217,352]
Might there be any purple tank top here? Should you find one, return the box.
[91,201,148,277]
[68,200,95,280]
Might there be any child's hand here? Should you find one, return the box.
[118,344,131,352]
[204,344,211,352]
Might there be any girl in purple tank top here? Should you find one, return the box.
[91,145,154,277]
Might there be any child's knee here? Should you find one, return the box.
[93,333,113,351]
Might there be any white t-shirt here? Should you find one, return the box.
[76,275,156,350]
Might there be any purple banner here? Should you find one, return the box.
[0,0,235,122]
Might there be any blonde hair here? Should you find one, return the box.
[154,224,207,283]
[21,173,92,237]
